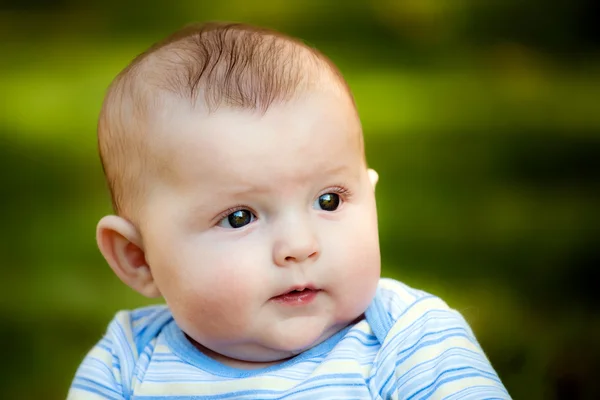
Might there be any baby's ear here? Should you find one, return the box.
[368,168,379,190]
[96,215,161,298]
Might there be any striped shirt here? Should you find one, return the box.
[68,278,510,399]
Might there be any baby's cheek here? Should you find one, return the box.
[344,244,379,293]
[342,212,379,266]
[179,260,262,338]
[332,220,380,313]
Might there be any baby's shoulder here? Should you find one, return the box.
[366,278,454,344]
[376,277,448,321]
[105,304,173,355]
[364,283,509,398]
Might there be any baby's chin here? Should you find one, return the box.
[220,335,322,363]
[260,317,360,360]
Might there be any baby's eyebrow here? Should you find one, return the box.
[185,185,271,213]
[221,184,272,197]
[234,165,354,194]
[301,163,355,183]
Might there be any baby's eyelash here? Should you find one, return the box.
[324,186,353,199]
[215,205,254,223]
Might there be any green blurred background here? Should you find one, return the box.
[1,1,599,399]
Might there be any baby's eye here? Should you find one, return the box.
[314,193,341,212]
[218,209,256,229]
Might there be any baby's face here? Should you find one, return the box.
[140,88,381,363]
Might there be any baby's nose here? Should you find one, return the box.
[272,226,320,267]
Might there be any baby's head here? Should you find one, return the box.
[96,22,381,365]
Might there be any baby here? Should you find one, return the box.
[69,22,509,399]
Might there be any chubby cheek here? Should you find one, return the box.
[339,235,380,317]
[324,206,381,320]
[177,270,255,341]
[148,234,266,343]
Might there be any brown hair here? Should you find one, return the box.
[98,22,353,221]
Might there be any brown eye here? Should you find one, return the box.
[315,193,340,211]
[218,209,255,229]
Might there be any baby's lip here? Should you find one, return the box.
[272,284,320,298]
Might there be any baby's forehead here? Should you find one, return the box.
[151,87,361,169]
[148,100,363,200]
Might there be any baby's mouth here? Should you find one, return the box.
[271,287,321,304]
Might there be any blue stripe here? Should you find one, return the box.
[133,381,370,399]
[378,332,490,394]
[410,369,505,400]
[72,378,124,399]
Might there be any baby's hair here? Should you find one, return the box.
[98,22,353,222]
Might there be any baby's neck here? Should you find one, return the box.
[185,335,291,370]
[185,314,366,370]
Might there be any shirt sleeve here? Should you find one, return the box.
[67,311,138,400]
[382,295,511,399]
